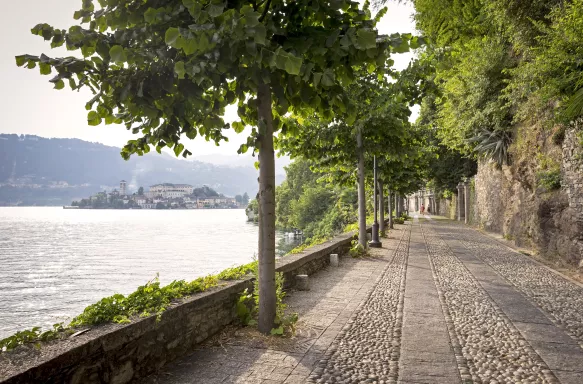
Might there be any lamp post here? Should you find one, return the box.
[370,156,382,248]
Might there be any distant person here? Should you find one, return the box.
[420,204,425,214]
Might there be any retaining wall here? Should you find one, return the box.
[0,231,357,384]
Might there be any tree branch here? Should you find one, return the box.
[259,0,272,22]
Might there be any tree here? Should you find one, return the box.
[235,194,243,204]
[275,158,319,229]
[138,186,144,195]
[242,192,249,205]
[18,0,411,334]
[279,73,413,248]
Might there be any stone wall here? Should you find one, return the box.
[0,232,357,384]
[431,122,583,267]
[559,126,583,266]
[438,195,457,220]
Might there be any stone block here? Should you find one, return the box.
[296,275,310,291]
[330,254,339,267]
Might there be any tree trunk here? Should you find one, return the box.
[395,192,400,218]
[388,189,393,229]
[356,130,367,248]
[379,180,385,234]
[257,82,276,335]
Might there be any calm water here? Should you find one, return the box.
[0,207,299,338]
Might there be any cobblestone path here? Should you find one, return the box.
[145,218,583,384]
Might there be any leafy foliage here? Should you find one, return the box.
[536,169,561,191]
[17,0,414,159]
[507,0,583,124]
[275,158,359,242]
[216,261,257,281]
[236,267,297,335]
[70,274,219,326]
[348,239,368,258]
[411,0,583,171]
[0,323,66,353]
[469,129,512,167]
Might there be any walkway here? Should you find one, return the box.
[145,217,583,384]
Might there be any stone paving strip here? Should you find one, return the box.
[428,218,583,384]
[308,221,411,384]
[421,219,557,384]
[144,225,409,384]
[398,221,460,384]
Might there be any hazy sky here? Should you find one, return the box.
[0,0,417,157]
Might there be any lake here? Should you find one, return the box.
[0,207,300,339]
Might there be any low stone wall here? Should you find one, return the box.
[276,232,354,289]
[0,232,358,384]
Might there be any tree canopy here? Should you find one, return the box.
[17,0,416,159]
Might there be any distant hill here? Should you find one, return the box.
[0,134,262,206]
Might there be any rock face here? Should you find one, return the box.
[560,127,583,266]
[436,122,583,268]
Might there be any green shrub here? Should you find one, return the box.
[216,261,257,280]
[537,169,561,191]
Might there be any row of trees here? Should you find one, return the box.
[19,0,430,334]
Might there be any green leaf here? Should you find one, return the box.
[15,56,26,67]
[393,39,410,53]
[54,79,65,90]
[232,121,245,133]
[326,30,340,47]
[144,8,158,24]
[87,111,102,126]
[109,45,126,63]
[313,72,322,87]
[284,55,303,76]
[182,38,198,55]
[275,51,287,71]
[174,61,186,79]
[39,63,51,75]
[356,29,377,50]
[208,4,224,18]
[270,326,284,335]
[321,69,335,87]
[409,36,420,50]
[165,27,181,46]
[173,143,185,157]
[254,24,266,45]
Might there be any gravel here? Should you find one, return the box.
[421,221,556,384]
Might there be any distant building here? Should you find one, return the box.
[149,183,194,198]
[120,180,127,196]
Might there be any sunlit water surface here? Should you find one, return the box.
[0,207,299,338]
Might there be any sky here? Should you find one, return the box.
[0,0,417,159]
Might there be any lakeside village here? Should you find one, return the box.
[70,181,250,209]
